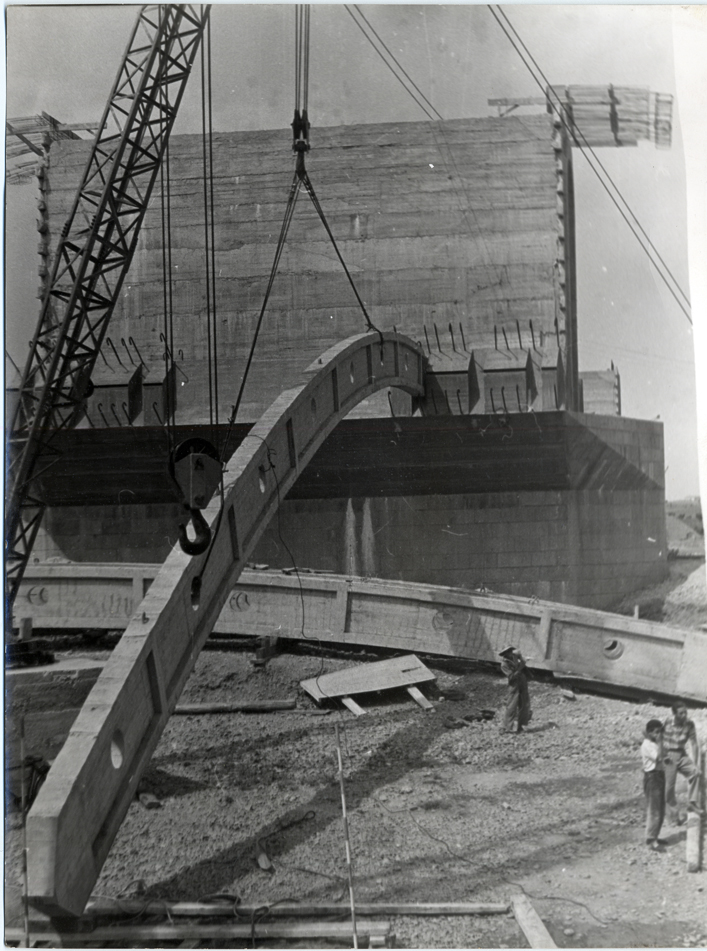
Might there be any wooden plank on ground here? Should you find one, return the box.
[686,749,704,873]
[6,921,392,943]
[511,894,557,949]
[301,654,435,703]
[84,898,510,918]
[173,699,296,714]
[341,696,366,716]
[407,685,434,710]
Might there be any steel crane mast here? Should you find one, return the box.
[5,4,211,617]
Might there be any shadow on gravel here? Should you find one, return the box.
[523,721,559,734]
[146,703,644,904]
[141,764,208,799]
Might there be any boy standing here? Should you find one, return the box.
[642,719,666,851]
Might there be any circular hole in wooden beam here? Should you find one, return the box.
[602,638,624,659]
[110,730,124,769]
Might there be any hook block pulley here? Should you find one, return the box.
[171,437,222,556]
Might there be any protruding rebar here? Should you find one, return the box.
[106,337,126,370]
[120,338,136,366]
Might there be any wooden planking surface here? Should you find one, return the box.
[301,654,435,702]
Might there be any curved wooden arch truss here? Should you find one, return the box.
[27,331,426,916]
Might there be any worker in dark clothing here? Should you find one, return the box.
[499,646,531,734]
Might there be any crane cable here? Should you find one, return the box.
[201,14,219,440]
[294,4,310,135]
[292,4,382,339]
[159,91,176,448]
[345,4,441,122]
[487,5,692,326]
[226,4,381,437]
[344,4,507,305]
[347,3,691,328]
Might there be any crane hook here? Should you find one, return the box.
[178,507,211,557]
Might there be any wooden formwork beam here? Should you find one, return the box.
[26,332,425,917]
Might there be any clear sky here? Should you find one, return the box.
[4,3,702,498]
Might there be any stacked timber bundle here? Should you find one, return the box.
[549,85,672,149]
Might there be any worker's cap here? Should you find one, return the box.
[498,646,516,657]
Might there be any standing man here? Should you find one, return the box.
[499,646,531,734]
[663,701,702,824]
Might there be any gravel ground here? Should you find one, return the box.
[5,563,707,949]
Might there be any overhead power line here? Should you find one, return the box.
[487,5,692,326]
[344,5,690,335]
[344,5,510,296]
[344,5,440,121]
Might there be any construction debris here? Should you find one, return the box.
[136,781,162,810]
[5,920,395,946]
[83,897,511,918]
[173,699,296,715]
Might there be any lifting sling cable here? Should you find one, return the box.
[198,8,318,582]
[225,172,303,433]
[292,4,381,340]
[227,5,383,437]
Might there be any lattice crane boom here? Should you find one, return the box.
[5,4,211,616]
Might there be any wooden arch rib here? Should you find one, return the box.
[27,331,426,916]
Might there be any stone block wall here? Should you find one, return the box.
[250,488,666,610]
[35,484,666,612]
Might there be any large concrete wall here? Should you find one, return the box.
[32,411,666,611]
[45,115,573,424]
[29,116,667,612]
[33,486,665,612]
[253,488,666,611]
